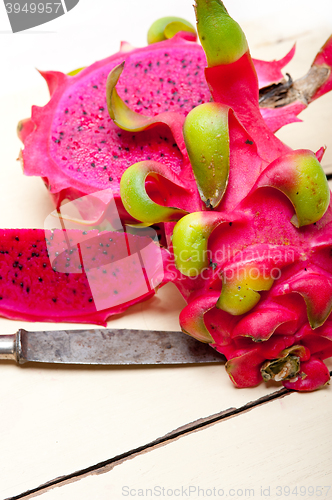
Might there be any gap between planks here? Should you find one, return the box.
[6,370,332,500]
[5,385,295,500]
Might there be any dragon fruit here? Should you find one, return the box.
[0,227,165,325]
[7,0,332,391]
[18,17,296,217]
[109,0,332,391]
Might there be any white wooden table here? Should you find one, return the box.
[0,1,331,499]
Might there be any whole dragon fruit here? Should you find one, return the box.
[109,1,332,392]
[8,0,332,391]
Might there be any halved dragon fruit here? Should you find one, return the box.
[18,17,296,217]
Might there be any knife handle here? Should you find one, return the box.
[0,333,19,361]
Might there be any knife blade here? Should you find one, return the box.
[0,329,225,365]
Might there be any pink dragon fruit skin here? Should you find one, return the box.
[113,1,332,391]
[18,28,296,217]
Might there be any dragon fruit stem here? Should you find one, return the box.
[261,345,310,382]
[261,355,300,382]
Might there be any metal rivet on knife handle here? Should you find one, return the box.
[0,332,20,362]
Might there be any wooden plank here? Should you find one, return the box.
[26,386,332,499]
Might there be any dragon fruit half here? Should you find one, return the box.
[8,0,332,391]
[18,14,297,216]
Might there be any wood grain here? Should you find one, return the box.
[20,386,332,499]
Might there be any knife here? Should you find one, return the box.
[0,329,225,365]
